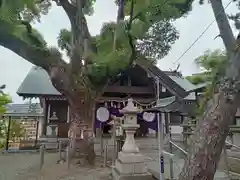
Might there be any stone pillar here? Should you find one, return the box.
[112,99,154,180]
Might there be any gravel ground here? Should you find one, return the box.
[0,152,110,180]
[0,137,234,180]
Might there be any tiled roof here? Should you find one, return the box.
[17,66,61,97]
[4,103,43,117]
[144,96,197,116]
[137,62,188,98]
[17,64,197,100]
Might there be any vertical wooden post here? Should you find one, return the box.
[59,140,62,160]
[103,144,108,167]
[35,117,39,147]
[112,119,117,166]
[66,146,70,169]
[40,143,45,170]
[100,122,103,156]
[5,116,11,151]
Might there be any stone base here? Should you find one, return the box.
[112,167,154,180]
[115,159,148,174]
[118,151,147,163]
[112,151,153,180]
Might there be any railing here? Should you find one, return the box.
[225,141,240,151]
[169,140,188,156]
[161,149,185,179]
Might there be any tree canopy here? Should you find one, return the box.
[0,0,194,88]
[186,49,227,113]
[186,49,227,85]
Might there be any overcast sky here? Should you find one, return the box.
[0,0,238,103]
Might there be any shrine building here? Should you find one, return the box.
[16,62,201,141]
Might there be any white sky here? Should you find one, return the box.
[0,0,238,103]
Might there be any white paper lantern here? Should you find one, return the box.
[96,107,110,122]
[142,112,156,122]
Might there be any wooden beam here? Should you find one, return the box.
[104,86,153,94]
[98,97,155,104]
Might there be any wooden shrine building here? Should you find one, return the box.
[16,62,199,140]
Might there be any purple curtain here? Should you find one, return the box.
[94,104,158,131]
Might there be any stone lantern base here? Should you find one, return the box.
[112,152,154,180]
[112,99,154,180]
[112,146,154,180]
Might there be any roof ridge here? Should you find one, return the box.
[136,61,187,98]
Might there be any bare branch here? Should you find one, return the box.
[213,34,221,40]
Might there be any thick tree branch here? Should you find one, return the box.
[0,20,66,71]
[113,0,125,51]
[209,0,235,54]
[53,0,76,24]
[178,1,240,178]
[126,0,136,66]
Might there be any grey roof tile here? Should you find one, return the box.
[17,64,198,100]
[4,103,43,117]
[169,75,196,91]
[17,66,61,97]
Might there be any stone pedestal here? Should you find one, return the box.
[112,99,154,180]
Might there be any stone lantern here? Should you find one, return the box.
[119,99,140,153]
[112,98,153,180]
[48,112,58,137]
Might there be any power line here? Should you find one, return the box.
[172,0,233,65]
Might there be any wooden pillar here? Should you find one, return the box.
[35,117,39,146]
[91,102,96,135]
[195,91,199,107]
[41,99,48,136]
[165,112,170,134]
[5,116,11,151]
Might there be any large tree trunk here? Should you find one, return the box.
[49,66,96,165]
[178,91,240,179]
[67,91,96,165]
[178,0,240,179]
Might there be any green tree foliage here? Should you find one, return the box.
[0,85,11,114]
[56,0,193,86]
[0,118,26,141]
[0,85,11,140]
[0,0,194,88]
[186,49,227,113]
[0,0,194,162]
